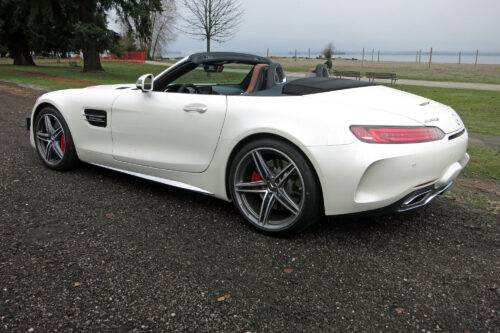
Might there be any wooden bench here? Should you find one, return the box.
[68,61,79,67]
[333,70,361,80]
[366,72,398,84]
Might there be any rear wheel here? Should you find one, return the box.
[34,107,79,170]
[229,138,322,235]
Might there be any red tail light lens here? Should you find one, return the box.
[350,126,444,143]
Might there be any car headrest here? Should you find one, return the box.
[315,64,330,78]
[245,64,269,94]
[265,62,286,89]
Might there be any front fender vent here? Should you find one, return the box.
[84,109,107,127]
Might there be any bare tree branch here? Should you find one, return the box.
[118,0,177,59]
[179,0,244,52]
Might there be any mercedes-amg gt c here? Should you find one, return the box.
[28,52,469,235]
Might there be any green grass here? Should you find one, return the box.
[0,59,247,90]
[391,85,500,136]
[463,146,500,181]
[0,69,87,90]
[396,72,500,85]
[0,60,168,87]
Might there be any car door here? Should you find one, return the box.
[111,90,227,173]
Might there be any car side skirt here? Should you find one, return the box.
[91,163,213,195]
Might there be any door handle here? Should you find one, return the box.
[183,104,208,113]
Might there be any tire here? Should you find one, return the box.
[229,138,322,235]
[34,106,79,170]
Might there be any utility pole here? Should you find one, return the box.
[418,49,422,64]
[458,51,461,64]
[267,48,269,58]
[428,47,433,68]
[371,48,374,62]
[294,49,297,61]
[308,48,311,59]
[362,48,365,67]
[475,49,479,65]
[377,50,380,62]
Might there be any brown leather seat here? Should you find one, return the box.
[245,64,269,94]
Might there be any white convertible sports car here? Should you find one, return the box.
[29,52,469,235]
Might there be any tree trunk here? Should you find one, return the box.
[10,46,35,66]
[207,38,211,53]
[82,45,103,72]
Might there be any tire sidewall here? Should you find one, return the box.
[229,138,322,235]
[34,107,78,170]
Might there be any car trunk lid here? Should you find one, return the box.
[305,85,464,133]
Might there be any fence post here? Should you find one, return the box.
[428,47,433,68]
[371,48,374,62]
[308,48,311,59]
[377,50,380,62]
[362,48,365,67]
[418,49,422,64]
[475,49,479,65]
[294,49,297,61]
[458,51,461,64]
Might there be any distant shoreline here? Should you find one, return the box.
[161,52,500,65]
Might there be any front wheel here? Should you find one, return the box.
[229,138,322,235]
[34,106,79,170]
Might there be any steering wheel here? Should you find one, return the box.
[177,83,200,94]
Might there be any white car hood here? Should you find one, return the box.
[305,85,464,133]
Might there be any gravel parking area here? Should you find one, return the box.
[0,82,498,332]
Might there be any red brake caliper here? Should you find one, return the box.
[251,170,261,189]
[60,134,66,152]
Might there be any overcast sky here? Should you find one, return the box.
[112,0,500,54]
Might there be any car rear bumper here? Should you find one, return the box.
[306,128,469,215]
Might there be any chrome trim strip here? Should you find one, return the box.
[90,163,213,195]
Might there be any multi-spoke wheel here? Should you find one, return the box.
[34,107,79,170]
[230,138,322,235]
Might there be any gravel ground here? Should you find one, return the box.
[0,82,499,332]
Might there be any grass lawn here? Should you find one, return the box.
[0,59,168,88]
[224,63,500,84]
[0,59,247,90]
[463,146,500,181]
[395,72,500,84]
[392,85,500,136]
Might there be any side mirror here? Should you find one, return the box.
[136,74,154,92]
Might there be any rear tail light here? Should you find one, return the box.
[350,126,444,143]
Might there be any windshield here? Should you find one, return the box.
[172,64,251,85]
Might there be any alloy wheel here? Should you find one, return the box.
[35,114,66,166]
[232,147,305,230]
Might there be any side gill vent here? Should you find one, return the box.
[84,109,107,127]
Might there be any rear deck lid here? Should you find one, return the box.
[306,85,464,133]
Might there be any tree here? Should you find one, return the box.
[148,0,177,59]
[0,0,36,65]
[322,42,336,60]
[180,0,244,53]
[119,31,138,52]
[31,0,162,71]
[119,0,177,60]
[70,0,164,71]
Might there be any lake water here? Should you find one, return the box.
[163,51,500,65]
